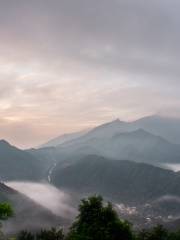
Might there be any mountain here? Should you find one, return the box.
[39,115,180,150]
[35,115,180,166]
[55,119,131,150]
[104,129,180,163]
[51,155,180,205]
[0,182,66,234]
[78,119,130,140]
[51,155,180,227]
[133,115,180,144]
[86,115,180,145]
[0,140,45,181]
[54,128,180,164]
[40,129,90,148]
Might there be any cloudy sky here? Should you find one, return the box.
[0,0,180,148]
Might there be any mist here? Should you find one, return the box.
[163,163,180,172]
[155,195,180,204]
[6,181,77,219]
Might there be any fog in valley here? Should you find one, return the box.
[6,181,76,219]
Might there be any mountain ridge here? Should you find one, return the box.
[0,140,48,181]
[51,155,180,205]
[53,127,180,164]
[39,115,180,149]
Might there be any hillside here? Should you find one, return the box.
[0,182,66,234]
[50,155,180,226]
[40,129,89,148]
[0,140,45,181]
[51,155,180,205]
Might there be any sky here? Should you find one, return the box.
[0,0,180,148]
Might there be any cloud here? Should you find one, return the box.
[0,0,180,147]
[155,195,180,204]
[6,181,76,219]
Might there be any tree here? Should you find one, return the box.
[0,203,13,220]
[36,228,64,240]
[17,231,35,240]
[17,228,64,240]
[137,225,169,240]
[66,195,134,240]
[148,225,168,240]
[0,202,13,240]
[136,229,151,240]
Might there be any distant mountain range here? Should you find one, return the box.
[0,116,180,181]
[53,128,180,164]
[36,115,180,166]
[41,115,180,147]
[1,115,180,181]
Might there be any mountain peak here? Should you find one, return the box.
[89,118,126,133]
[105,118,126,127]
[113,118,121,122]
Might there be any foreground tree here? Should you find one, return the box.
[37,228,64,240]
[17,231,35,240]
[137,225,168,240]
[0,203,13,220]
[0,202,13,240]
[17,228,64,240]
[66,195,134,240]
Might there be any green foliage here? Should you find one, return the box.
[168,231,180,240]
[37,228,64,240]
[148,225,168,240]
[17,228,64,240]
[0,203,13,220]
[0,203,13,240]
[135,225,180,240]
[66,195,134,240]
[137,225,168,240]
[6,195,180,240]
[17,231,35,240]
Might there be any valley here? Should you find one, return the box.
[1,115,180,232]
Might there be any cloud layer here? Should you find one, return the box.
[0,0,180,148]
[6,181,76,219]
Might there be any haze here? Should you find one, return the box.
[0,0,180,148]
[6,181,76,219]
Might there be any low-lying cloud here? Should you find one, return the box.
[6,181,77,219]
[155,195,180,204]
